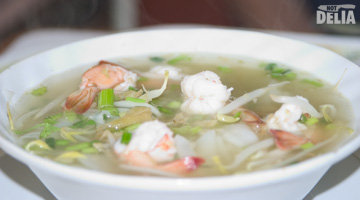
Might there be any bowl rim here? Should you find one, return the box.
[1,27,360,191]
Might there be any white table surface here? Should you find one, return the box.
[0,27,359,200]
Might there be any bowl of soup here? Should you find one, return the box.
[0,28,359,200]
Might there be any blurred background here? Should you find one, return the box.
[1,0,359,53]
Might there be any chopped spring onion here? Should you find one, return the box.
[300,142,314,150]
[64,111,78,122]
[271,71,296,81]
[305,117,319,126]
[150,56,165,63]
[216,113,240,123]
[264,63,296,81]
[264,63,277,71]
[98,89,118,116]
[40,123,60,139]
[172,125,202,136]
[103,113,111,121]
[71,119,96,129]
[167,55,191,65]
[107,107,120,116]
[43,113,63,124]
[212,156,228,174]
[125,97,146,103]
[31,86,47,96]
[98,88,115,110]
[301,79,323,87]
[217,66,231,73]
[45,137,56,148]
[299,114,318,126]
[167,101,181,109]
[65,142,92,151]
[25,140,51,151]
[299,114,308,124]
[55,151,86,163]
[55,139,70,146]
[81,147,98,154]
[121,131,132,144]
[128,86,138,91]
[158,106,174,115]
[233,112,241,118]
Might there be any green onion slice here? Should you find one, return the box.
[125,97,146,103]
[150,56,165,63]
[98,89,115,110]
[31,86,47,96]
[121,131,132,144]
[302,79,323,87]
[167,55,191,65]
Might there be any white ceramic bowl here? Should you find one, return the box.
[0,28,360,200]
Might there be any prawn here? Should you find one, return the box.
[64,61,137,114]
[270,129,309,150]
[114,120,204,175]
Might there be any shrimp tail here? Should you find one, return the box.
[242,110,264,124]
[99,60,119,66]
[123,150,157,168]
[123,150,204,175]
[64,87,99,114]
[270,129,308,150]
[158,156,205,174]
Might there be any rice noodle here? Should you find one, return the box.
[14,108,40,128]
[114,101,161,116]
[225,138,274,170]
[34,94,67,119]
[270,95,322,118]
[119,164,179,177]
[139,71,169,102]
[17,131,40,144]
[271,135,338,169]
[246,149,290,170]
[218,82,289,114]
